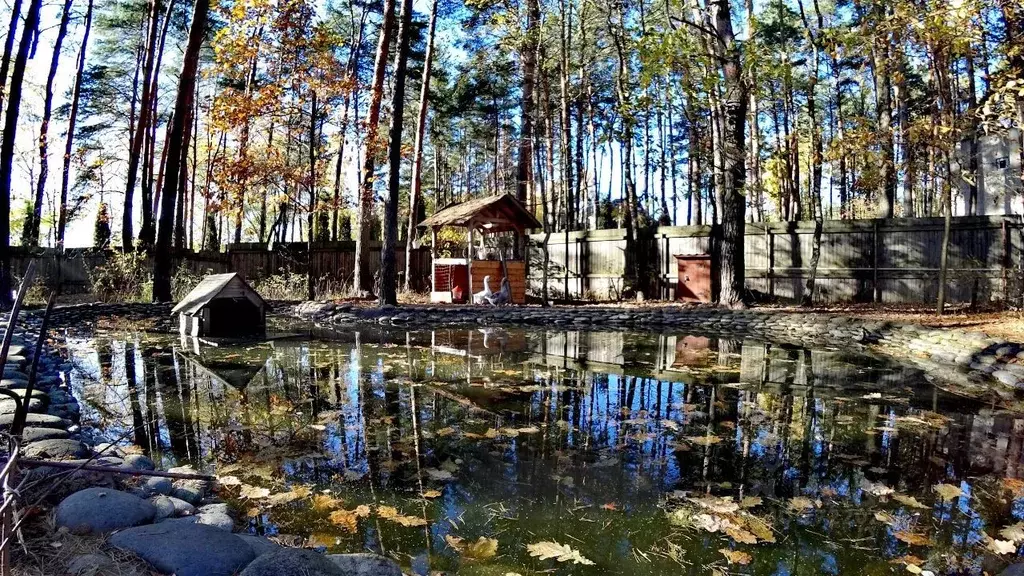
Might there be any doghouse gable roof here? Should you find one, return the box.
[171,273,268,316]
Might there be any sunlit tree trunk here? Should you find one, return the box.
[0,0,43,305]
[23,0,73,247]
[153,0,210,301]
[380,0,414,306]
[123,0,161,250]
[404,0,439,292]
[354,0,396,295]
[517,0,540,208]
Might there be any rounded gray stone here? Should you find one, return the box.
[20,427,70,442]
[150,495,176,520]
[56,488,156,534]
[143,476,173,495]
[124,453,156,471]
[240,548,345,576]
[23,438,90,460]
[0,412,69,430]
[236,534,281,557]
[109,522,256,576]
[326,553,403,576]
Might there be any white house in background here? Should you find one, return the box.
[956,128,1023,216]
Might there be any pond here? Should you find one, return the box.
[60,324,1024,575]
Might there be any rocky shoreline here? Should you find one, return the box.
[1,309,402,576]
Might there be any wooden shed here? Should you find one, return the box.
[419,194,541,305]
[172,273,269,337]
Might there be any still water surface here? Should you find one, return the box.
[61,326,1024,575]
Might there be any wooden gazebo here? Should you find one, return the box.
[419,194,541,304]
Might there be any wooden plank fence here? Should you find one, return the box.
[9,243,432,294]
[530,215,1024,304]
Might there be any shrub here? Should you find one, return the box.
[89,251,151,302]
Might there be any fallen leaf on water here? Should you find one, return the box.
[329,509,362,532]
[685,435,723,446]
[311,494,343,511]
[725,526,758,545]
[446,535,499,560]
[932,483,963,501]
[217,475,242,487]
[517,426,540,434]
[425,468,454,481]
[874,511,899,527]
[601,502,619,511]
[745,515,776,543]
[987,538,1017,555]
[422,489,442,499]
[861,479,895,496]
[999,522,1024,543]
[377,505,427,527]
[893,494,930,510]
[894,531,934,547]
[719,549,752,565]
[788,497,815,513]
[739,496,762,509]
[526,541,595,565]
[239,485,270,500]
[661,419,680,431]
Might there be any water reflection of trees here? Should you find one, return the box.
[64,329,1024,574]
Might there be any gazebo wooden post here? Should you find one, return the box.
[430,226,438,293]
[467,218,475,301]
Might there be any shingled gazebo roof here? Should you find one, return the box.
[418,194,541,234]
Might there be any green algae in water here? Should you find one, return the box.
[63,328,1024,575]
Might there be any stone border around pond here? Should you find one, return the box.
[1,308,402,576]
[294,301,1024,392]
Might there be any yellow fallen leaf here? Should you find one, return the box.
[446,535,499,560]
[725,526,758,545]
[422,489,442,499]
[526,541,595,565]
[739,496,762,508]
[788,496,815,513]
[686,435,723,446]
[893,494,930,510]
[719,549,752,565]
[217,475,242,487]
[894,531,934,547]
[311,494,343,511]
[932,483,963,501]
[239,484,270,499]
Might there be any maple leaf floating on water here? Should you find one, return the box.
[894,531,934,547]
[239,484,270,500]
[893,494,931,510]
[526,541,595,565]
[685,435,724,446]
[1000,522,1024,543]
[445,535,499,560]
[311,494,344,511]
[787,496,817,513]
[377,505,428,527]
[719,549,752,565]
[987,538,1018,555]
[217,475,242,487]
[932,483,964,501]
[328,505,371,533]
[422,489,442,499]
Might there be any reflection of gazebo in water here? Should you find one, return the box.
[419,194,541,304]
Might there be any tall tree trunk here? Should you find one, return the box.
[871,3,896,218]
[23,0,73,247]
[517,0,540,206]
[123,0,161,250]
[380,0,414,306]
[152,0,209,301]
[139,0,176,249]
[0,0,42,306]
[307,92,318,301]
[404,0,438,292]
[799,0,823,305]
[354,0,396,295]
[0,0,25,117]
[57,0,93,249]
[711,0,748,307]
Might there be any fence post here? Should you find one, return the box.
[767,226,774,298]
[873,220,881,303]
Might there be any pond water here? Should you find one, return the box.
[60,324,1024,575]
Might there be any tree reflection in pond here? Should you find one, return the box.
[63,328,1024,575]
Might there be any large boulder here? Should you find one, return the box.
[56,488,156,534]
[109,522,255,576]
[327,553,403,576]
[236,534,281,558]
[19,427,70,442]
[240,548,345,576]
[0,412,68,430]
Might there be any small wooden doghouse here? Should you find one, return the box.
[419,194,541,305]
[172,273,269,337]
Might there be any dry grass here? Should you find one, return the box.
[9,512,154,576]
